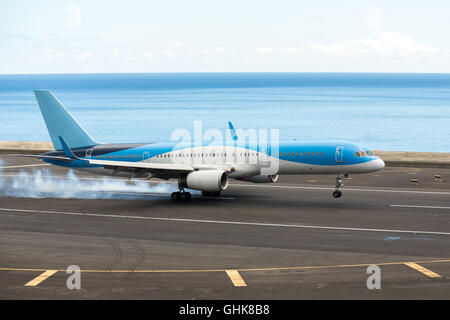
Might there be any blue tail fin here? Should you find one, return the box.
[34,90,100,151]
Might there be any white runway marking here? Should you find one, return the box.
[232,183,450,195]
[93,191,234,200]
[0,164,50,169]
[1,207,450,236]
[391,204,450,210]
[1,172,449,196]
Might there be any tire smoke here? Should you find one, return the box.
[0,165,180,199]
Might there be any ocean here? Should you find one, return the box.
[0,73,449,152]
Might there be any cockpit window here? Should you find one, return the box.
[355,150,375,157]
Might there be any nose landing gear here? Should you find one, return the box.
[333,174,344,198]
[171,190,191,201]
[333,190,342,198]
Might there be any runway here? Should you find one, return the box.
[0,154,450,299]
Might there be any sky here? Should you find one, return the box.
[1,0,450,74]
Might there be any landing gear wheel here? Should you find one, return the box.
[171,192,180,201]
[333,190,342,198]
[171,191,191,201]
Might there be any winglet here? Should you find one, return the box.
[228,121,238,141]
[58,136,80,160]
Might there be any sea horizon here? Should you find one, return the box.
[0,72,449,152]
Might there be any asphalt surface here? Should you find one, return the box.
[0,154,450,299]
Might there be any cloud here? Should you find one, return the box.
[161,49,175,59]
[211,46,232,55]
[255,46,303,54]
[46,50,65,60]
[309,32,444,57]
[74,51,92,61]
[255,47,275,54]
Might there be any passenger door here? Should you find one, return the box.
[335,146,344,163]
[143,151,150,163]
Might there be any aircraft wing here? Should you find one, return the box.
[88,159,195,176]
[88,159,234,179]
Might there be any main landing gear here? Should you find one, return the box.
[333,174,345,198]
[171,190,191,201]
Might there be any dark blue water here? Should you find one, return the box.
[0,73,449,152]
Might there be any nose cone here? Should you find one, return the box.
[374,157,385,171]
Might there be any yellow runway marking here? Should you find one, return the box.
[24,270,58,287]
[1,258,449,274]
[225,270,247,287]
[404,263,441,278]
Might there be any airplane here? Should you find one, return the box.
[19,90,385,201]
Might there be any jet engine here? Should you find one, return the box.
[179,170,228,192]
[238,174,279,183]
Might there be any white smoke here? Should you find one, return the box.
[0,166,184,199]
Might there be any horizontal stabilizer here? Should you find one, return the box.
[15,154,73,162]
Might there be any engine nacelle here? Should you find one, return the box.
[180,170,228,192]
[238,174,279,183]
